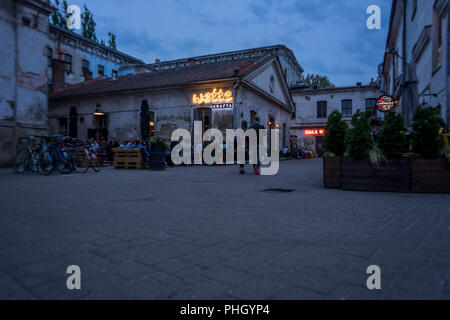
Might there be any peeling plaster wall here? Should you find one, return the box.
[235,86,292,148]
[49,82,293,149]
[0,0,51,166]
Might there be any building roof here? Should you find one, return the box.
[148,44,304,75]
[50,55,274,100]
[290,84,381,95]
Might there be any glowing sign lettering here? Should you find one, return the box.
[193,89,233,105]
[305,129,326,136]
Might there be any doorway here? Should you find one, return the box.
[194,108,212,135]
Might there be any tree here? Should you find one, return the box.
[345,110,372,158]
[81,5,97,41]
[322,110,348,156]
[377,111,407,158]
[108,32,117,50]
[301,74,335,89]
[411,105,445,157]
[50,0,68,29]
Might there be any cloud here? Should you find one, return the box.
[67,0,391,86]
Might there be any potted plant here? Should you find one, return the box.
[373,111,411,192]
[339,110,409,192]
[148,138,169,170]
[410,105,449,193]
[322,110,348,188]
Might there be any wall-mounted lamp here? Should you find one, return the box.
[94,103,105,116]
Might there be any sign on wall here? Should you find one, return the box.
[305,129,326,136]
[376,95,397,112]
[192,89,233,105]
[211,103,233,110]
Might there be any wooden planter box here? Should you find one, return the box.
[341,157,411,193]
[323,156,342,189]
[411,158,450,193]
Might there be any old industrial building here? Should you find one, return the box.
[290,84,382,155]
[382,0,449,129]
[0,0,54,166]
[47,24,147,93]
[49,54,296,149]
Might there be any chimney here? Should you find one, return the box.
[188,58,196,67]
[52,59,67,93]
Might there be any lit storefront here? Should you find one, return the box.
[49,55,295,147]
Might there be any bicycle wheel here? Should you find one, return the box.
[14,149,31,174]
[38,151,54,175]
[90,153,101,172]
[73,150,89,173]
[57,151,73,174]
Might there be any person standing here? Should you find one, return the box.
[248,117,265,175]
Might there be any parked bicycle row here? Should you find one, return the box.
[14,136,102,175]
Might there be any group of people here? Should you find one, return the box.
[281,145,318,160]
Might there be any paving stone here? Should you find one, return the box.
[0,161,448,299]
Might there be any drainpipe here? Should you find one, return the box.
[402,0,407,71]
[13,1,18,161]
[447,1,450,129]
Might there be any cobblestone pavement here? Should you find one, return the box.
[0,160,449,300]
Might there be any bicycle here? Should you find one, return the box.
[14,136,41,174]
[72,140,101,173]
[38,136,73,175]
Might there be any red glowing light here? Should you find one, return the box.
[305,129,326,136]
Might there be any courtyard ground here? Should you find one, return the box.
[0,159,449,300]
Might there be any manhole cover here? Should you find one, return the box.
[262,188,295,193]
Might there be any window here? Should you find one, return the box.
[366,98,377,115]
[250,110,257,125]
[341,100,352,117]
[82,59,90,76]
[47,47,53,67]
[58,118,68,135]
[97,65,104,77]
[62,54,72,73]
[433,5,445,71]
[149,111,155,139]
[112,70,118,79]
[411,0,417,20]
[317,101,327,119]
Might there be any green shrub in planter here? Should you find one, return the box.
[411,105,445,158]
[345,110,372,158]
[322,110,348,156]
[377,111,408,158]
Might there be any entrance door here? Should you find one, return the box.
[194,108,212,135]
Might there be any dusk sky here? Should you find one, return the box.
[65,0,392,86]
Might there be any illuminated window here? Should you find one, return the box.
[341,100,352,117]
[317,101,327,119]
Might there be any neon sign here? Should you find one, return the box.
[192,89,233,105]
[305,129,326,136]
[377,95,397,112]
